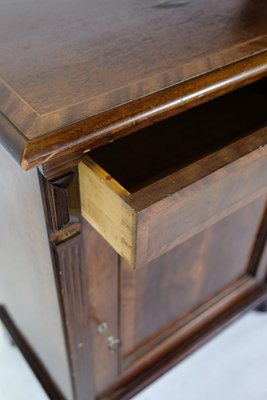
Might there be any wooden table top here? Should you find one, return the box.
[0,0,267,169]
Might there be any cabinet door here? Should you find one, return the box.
[120,195,267,372]
[79,80,267,395]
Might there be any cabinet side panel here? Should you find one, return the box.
[0,145,73,400]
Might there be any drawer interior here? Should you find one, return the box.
[81,78,267,266]
[90,79,267,193]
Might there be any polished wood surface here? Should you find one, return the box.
[52,235,94,400]
[111,281,267,400]
[120,196,267,368]
[80,81,267,266]
[0,144,72,400]
[81,193,267,400]
[82,223,120,396]
[39,167,95,400]
[0,0,267,168]
[0,0,266,138]
[1,3,267,399]
[16,53,267,170]
[75,195,267,400]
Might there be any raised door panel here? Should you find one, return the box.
[120,195,267,370]
[81,222,120,397]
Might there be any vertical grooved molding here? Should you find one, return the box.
[53,235,95,400]
[39,169,95,400]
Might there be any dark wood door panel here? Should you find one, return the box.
[120,195,267,369]
[82,222,120,396]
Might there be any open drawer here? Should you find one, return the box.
[79,80,267,267]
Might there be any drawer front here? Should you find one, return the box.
[133,132,267,264]
[79,127,267,267]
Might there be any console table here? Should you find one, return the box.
[0,1,267,399]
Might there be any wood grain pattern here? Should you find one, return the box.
[80,120,267,266]
[134,141,267,264]
[52,235,94,400]
[82,222,120,397]
[0,144,73,400]
[78,195,267,400]
[0,1,267,168]
[105,197,267,399]
[79,159,135,264]
[120,196,267,367]
[105,280,267,400]
[1,3,267,397]
[0,0,266,139]
[13,52,267,170]
[39,170,81,233]
[247,204,267,280]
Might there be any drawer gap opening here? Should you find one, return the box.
[89,78,267,193]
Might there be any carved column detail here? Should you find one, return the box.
[39,168,95,400]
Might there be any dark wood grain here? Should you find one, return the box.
[18,54,267,170]
[134,143,267,265]
[1,3,267,398]
[52,235,94,400]
[120,196,267,368]
[0,1,267,168]
[103,281,267,400]
[81,103,267,266]
[39,169,95,400]
[0,144,73,400]
[78,203,267,400]
[82,222,120,397]
[0,0,266,139]
[39,170,81,232]
[247,204,267,280]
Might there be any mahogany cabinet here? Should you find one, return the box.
[0,1,267,399]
